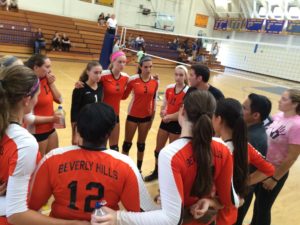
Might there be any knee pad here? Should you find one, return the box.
[110,145,119,151]
[122,141,132,153]
[137,143,145,153]
[154,151,159,159]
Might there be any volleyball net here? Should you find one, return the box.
[118,26,300,82]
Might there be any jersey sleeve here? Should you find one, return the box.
[214,145,239,225]
[248,144,275,176]
[23,112,36,126]
[117,147,184,225]
[0,197,5,216]
[122,79,133,100]
[70,87,83,123]
[119,156,158,212]
[5,136,39,217]
[28,157,52,211]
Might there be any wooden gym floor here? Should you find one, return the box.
[49,59,300,225]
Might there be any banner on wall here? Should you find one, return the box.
[95,0,114,7]
[245,19,264,32]
[286,20,300,34]
[195,14,209,28]
[213,19,228,30]
[265,20,285,34]
[227,19,244,31]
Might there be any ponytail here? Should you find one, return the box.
[232,117,249,197]
[0,65,38,141]
[79,61,101,82]
[215,98,249,197]
[184,90,216,198]
[0,79,9,140]
[191,114,214,197]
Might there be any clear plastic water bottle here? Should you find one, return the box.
[93,200,107,216]
[54,105,66,129]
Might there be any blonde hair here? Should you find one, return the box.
[288,89,300,115]
[175,65,189,85]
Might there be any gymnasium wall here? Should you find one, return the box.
[213,31,300,82]
[18,0,215,36]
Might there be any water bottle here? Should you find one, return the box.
[54,105,66,129]
[93,200,107,216]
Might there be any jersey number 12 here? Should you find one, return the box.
[68,180,104,212]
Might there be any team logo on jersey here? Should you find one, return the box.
[116,82,120,92]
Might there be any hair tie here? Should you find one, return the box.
[176,65,188,75]
[139,55,152,65]
[111,51,125,62]
[26,79,40,97]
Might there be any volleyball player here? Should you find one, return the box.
[209,98,275,223]
[71,61,103,145]
[29,103,158,221]
[0,65,88,225]
[91,90,238,225]
[75,51,129,151]
[121,56,159,172]
[25,54,63,156]
[145,65,189,182]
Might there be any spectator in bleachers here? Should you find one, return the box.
[181,38,189,53]
[169,36,179,50]
[192,39,198,59]
[0,0,8,11]
[112,38,125,53]
[136,46,145,63]
[8,0,18,11]
[104,13,110,21]
[135,35,144,49]
[196,37,203,54]
[98,12,105,26]
[127,34,135,48]
[106,13,117,35]
[61,33,71,52]
[34,28,46,54]
[211,42,219,59]
[51,32,61,51]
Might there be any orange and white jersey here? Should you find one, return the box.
[226,141,275,177]
[30,77,54,134]
[123,75,159,118]
[222,141,275,224]
[100,70,129,116]
[163,84,189,115]
[0,123,39,224]
[117,138,238,225]
[28,146,157,221]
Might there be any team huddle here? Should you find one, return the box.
[0,52,300,225]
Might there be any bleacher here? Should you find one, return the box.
[0,9,225,71]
